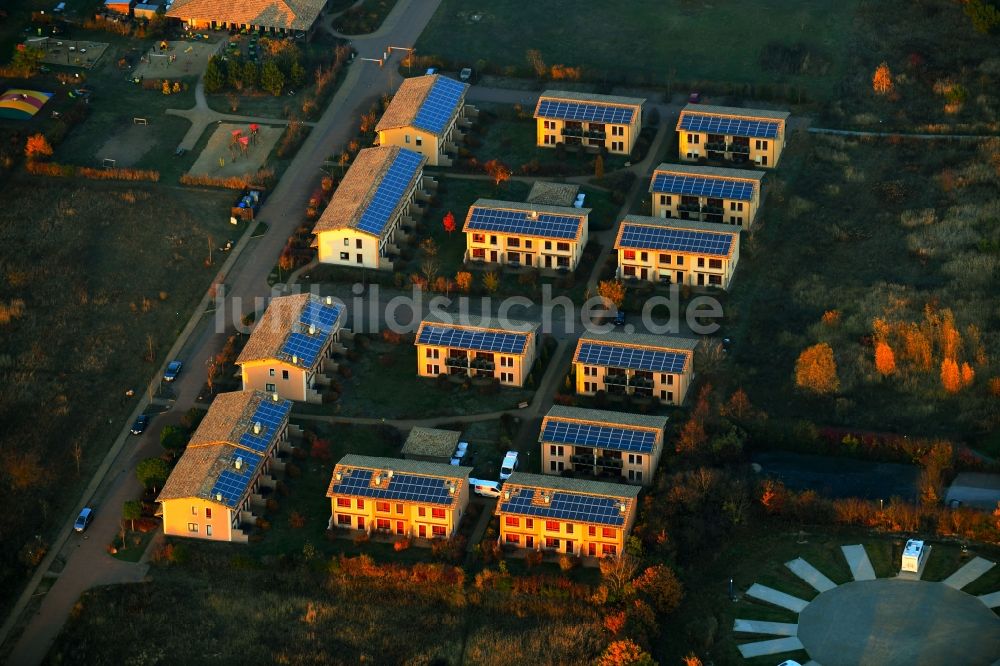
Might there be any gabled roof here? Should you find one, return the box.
[534,90,645,125]
[463,199,589,242]
[157,443,262,508]
[375,74,469,135]
[540,406,667,454]
[542,406,669,431]
[615,215,739,258]
[187,389,292,452]
[496,472,640,527]
[313,146,426,238]
[166,0,325,31]
[526,181,580,207]
[327,454,471,510]
[650,163,763,201]
[573,331,697,373]
[415,312,539,355]
[236,293,344,370]
[677,104,789,139]
[401,427,462,459]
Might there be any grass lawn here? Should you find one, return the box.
[110,528,158,563]
[418,0,858,99]
[716,132,999,443]
[0,177,234,614]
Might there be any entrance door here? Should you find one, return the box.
[544,255,552,268]
[761,155,768,166]
[697,273,705,286]
[357,516,365,530]
[396,521,404,535]
[676,271,684,284]
[418,524,426,538]
[640,268,648,280]
[490,251,498,262]
[525,254,532,267]
[588,543,596,557]
[526,536,534,549]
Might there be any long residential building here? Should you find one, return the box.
[650,163,764,228]
[534,90,645,155]
[573,331,697,405]
[326,454,471,540]
[676,104,790,168]
[615,215,740,289]
[539,406,668,485]
[375,74,476,167]
[313,146,432,270]
[235,293,346,403]
[158,390,294,542]
[463,199,589,271]
[414,314,540,387]
[496,472,641,558]
[167,0,326,34]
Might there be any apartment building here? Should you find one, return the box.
[676,104,790,167]
[167,0,326,35]
[326,454,471,540]
[539,406,668,485]
[615,215,740,289]
[463,199,589,271]
[650,163,764,228]
[573,331,697,405]
[496,472,641,558]
[235,293,346,403]
[414,314,540,387]
[534,90,645,155]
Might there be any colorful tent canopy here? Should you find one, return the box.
[0,89,53,120]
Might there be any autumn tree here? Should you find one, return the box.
[24,133,53,161]
[455,271,473,293]
[795,343,839,394]
[421,256,440,284]
[136,457,169,493]
[594,154,604,178]
[4,451,43,491]
[597,279,626,309]
[872,61,893,95]
[600,553,638,601]
[681,655,704,666]
[721,388,753,421]
[122,500,142,532]
[633,564,684,614]
[941,357,961,393]
[482,271,500,294]
[484,159,512,188]
[442,211,456,234]
[596,640,656,666]
[675,417,707,455]
[419,237,438,258]
[960,362,975,388]
[526,49,547,78]
[875,341,896,376]
[901,323,932,371]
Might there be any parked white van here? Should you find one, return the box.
[470,478,501,498]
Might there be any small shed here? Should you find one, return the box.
[526,181,579,208]
[901,539,926,573]
[401,427,461,464]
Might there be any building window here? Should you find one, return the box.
[415,136,422,146]
[709,274,722,285]
[549,445,564,456]
[565,523,573,534]
[265,383,276,392]
[659,194,671,205]
[697,257,705,268]
[602,544,617,555]
[337,514,351,525]
[376,518,390,531]
[612,141,624,152]
[432,525,446,537]
[187,523,198,533]
[357,516,365,529]
[505,533,520,544]
[268,368,275,377]
[687,133,699,144]
[623,249,636,261]
[505,516,519,527]
[427,348,440,359]
[659,254,671,265]
[545,520,560,532]
[640,251,648,262]
[490,235,498,245]
[588,525,596,536]
[612,125,624,136]
[357,499,365,509]
[396,503,404,514]
[472,248,486,259]
[677,255,684,266]
[628,454,643,465]
[623,265,636,277]
[355,238,363,249]
[500,356,513,367]
[709,258,723,269]
[667,374,674,385]
[418,507,426,517]
[340,252,349,260]
[525,240,533,249]
[525,519,533,529]
[336,497,351,507]
[472,233,485,243]
[432,508,446,519]
[426,363,437,375]
[602,527,616,539]
[544,241,552,250]
[500,372,514,383]
[508,237,520,248]
[191,506,198,515]
[344,238,350,246]
[205,508,212,519]
[546,537,560,549]
[404,134,410,143]
[557,242,570,252]
[356,254,363,264]
[282,370,289,380]
[376,501,390,513]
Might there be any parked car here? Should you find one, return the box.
[688,91,702,103]
[499,451,519,481]
[450,441,469,466]
[130,414,149,435]
[74,507,94,532]
[459,67,473,82]
[163,360,183,382]
[470,478,501,498]
[613,310,626,327]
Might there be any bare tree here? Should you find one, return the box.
[71,440,83,476]
[599,553,638,600]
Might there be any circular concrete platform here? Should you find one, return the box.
[798,579,1000,666]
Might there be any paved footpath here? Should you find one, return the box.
[786,557,837,593]
[732,619,798,636]
[942,557,995,590]
[746,583,809,613]
[841,544,876,581]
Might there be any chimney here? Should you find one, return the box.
[387,470,394,479]
[619,502,627,513]
[235,456,243,470]
[215,492,223,502]
[543,493,550,504]
[253,422,261,435]
[529,210,538,219]
[503,490,511,500]
[335,471,343,481]
[292,354,298,364]
[308,324,316,335]
[272,392,279,402]
[325,296,333,305]
[448,483,455,495]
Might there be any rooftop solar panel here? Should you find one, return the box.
[467,206,582,240]
[618,223,733,256]
[209,449,264,507]
[356,149,424,237]
[280,331,325,367]
[537,99,635,125]
[333,468,455,505]
[652,173,754,201]
[417,324,528,354]
[576,341,688,373]
[412,76,466,134]
[679,113,779,139]
[237,398,292,453]
[299,300,343,334]
[500,488,626,526]
[541,420,655,453]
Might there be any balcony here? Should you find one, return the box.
[678,202,702,214]
[703,205,724,217]
[630,375,653,389]
[462,104,479,120]
[471,357,495,371]
[705,141,727,152]
[305,387,323,404]
[561,126,585,138]
[378,257,395,271]
[584,129,606,140]
[571,453,595,465]
[422,176,438,191]
[604,372,628,386]
[728,143,750,154]
[445,356,470,368]
[443,140,458,154]
[596,456,623,469]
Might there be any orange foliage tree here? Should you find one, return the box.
[633,564,684,614]
[940,358,961,393]
[442,211,456,234]
[597,279,626,309]
[960,362,975,388]
[455,271,473,293]
[901,323,933,371]
[596,639,655,666]
[484,159,512,187]
[24,133,53,161]
[873,62,893,95]
[795,343,839,393]
[875,342,896,376]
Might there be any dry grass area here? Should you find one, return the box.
[187,123,283,178]
[0,178,233,612]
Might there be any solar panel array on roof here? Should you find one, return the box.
[542,420,655,453]
[299,300,343,334]
[333,468,454,505]
[501,488,626,526]
[280,331,325,367]
[417,324,528,354]
[412,76,466,134]
[356,149,423,236]
[467,206,582,240]
[619,224,733,256]
[537,99,634,124]
[210,449,263,507]
[652,173,754,201]
[576,341,687,373]
[237,398,292,453]
[679,113,779,138]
